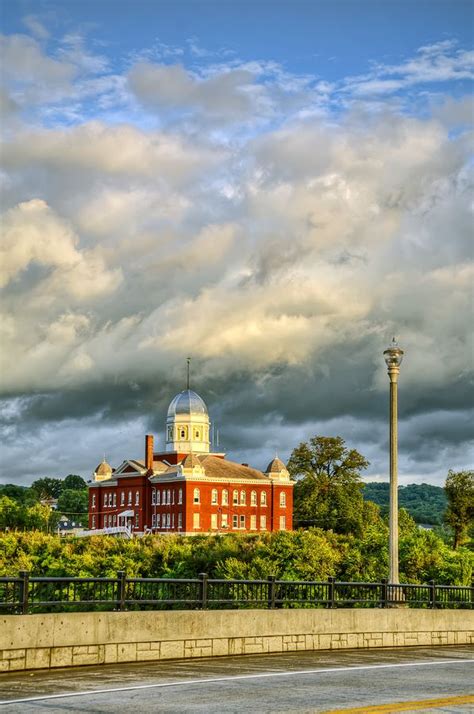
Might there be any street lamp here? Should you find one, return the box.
[383,337,404,584]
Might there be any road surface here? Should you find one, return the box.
[0,646,473,712]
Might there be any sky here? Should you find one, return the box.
[0,0,473,486]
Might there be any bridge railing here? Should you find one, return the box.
[0,572,472,614]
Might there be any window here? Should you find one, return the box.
[152,514,156,527]
[240,490,246,505]
[157,490,161,505]
[211,513,218,530]
[103,493,107,507]
[180,428,186,439]
[92,494,96,508]
[261,491,267,506]
[113,515,116,526]
[250,515,257,530]
[172,513,175,528]
[167,489,171,505]
[104,515,108,527]
[233,490,239,505]
[279,515,286,530]
[240,514,245,529]
[178,513,182,529]
[251,490,257,506]
[171,490,175,505]
[232,514,238,529]
[178,488,183,504]
[280,492,286,507]
[221,513,228,529]
[193,512,200,529]
[260,515,267,530]
[92,516,96,528]
[108,493,112,507]
[193,488,200,504]
[167,513,171,528]
[156,514,161,528]
[195,429,200,439]
[120,492,125,506]
[222,489,228,506]
[167,426,173,440]
[135,491,140,506]
[135,514,139,528]
[211,489,218,505]
[152,491,156,505]
[128,491,132,505]
[113,493,116,507]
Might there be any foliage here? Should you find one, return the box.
[0,497,60,533]
[288,436,370,535]
[31,477,64,499]
[57,489,89,515]
[445,470,474,549]
[0,527,471,586]
[63,475,87,490]
[362,482,447,525]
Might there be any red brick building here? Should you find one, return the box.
[88,388,293,534]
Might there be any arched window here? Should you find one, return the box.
[280,492,286,507]
[156,490,161,505]
[180,428,186,439]
[113,493,116,507]
[178,488,183,504]
[195,429,200,439]
[211,489,218,505]
[172,490,175,505]
[108,493,113,507]
[261,491,267,506]
[233,490,239,505]
[128,491,132,505]
[222,489,228,506]
[103,493,107,506]
[194,488,200,504]
[152,491,156,505]
[167,489,171,505]
[251,490,257,506]
[135,491,140,506]
[120,492,125,506]
[240,490,246,505]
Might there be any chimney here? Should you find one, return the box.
[145,434,154,471]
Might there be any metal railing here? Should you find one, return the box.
[0,572,472,614]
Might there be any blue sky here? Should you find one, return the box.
[0,1,473,485]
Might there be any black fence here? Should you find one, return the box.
[0,572,472,615]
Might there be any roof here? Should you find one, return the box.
[182,453,203,469]
[266,457,288,473]
[198,455,268,481]
[167,389,208,417]
[95,460,112,475]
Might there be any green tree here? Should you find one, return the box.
[287,436,370,535]
[63,474,87,490]
[0,496,25,530]
[445,470,474,549]
[57,489,89,515]
[31,477,63,500]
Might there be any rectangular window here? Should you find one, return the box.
[156,514,161,528]
[260,515,267,530]
[92,494,96,508]
[211,513,218,529]
[280,491,286,507]
[135,514,139,528]
[232,514,238,529]
[152,491,156,505]
[250,515,257,530]
[279,515,286,530]
[103,494,107,506]
[178,512,182,529]
[172,513,175,528]
[222,490,228,506]
[167,513,171,528]
[221,513,228,528]
[261,491,267,506]
[240,514,245,529]
[178,489,182,504]
[233,490,238,505]
[121,492,125,506]
[135,491,139,506]
[211,489,218,504]
[193,512,200,529]
[152,514,156,527]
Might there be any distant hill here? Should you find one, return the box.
[362,482,447,525]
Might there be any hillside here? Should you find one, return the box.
[363,482,447,525]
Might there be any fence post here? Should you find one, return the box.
[267,575,276,609]
[18,570,29,615]
[117,570,126,611]
[327,576,335,609]
[429,580,436,609]
[199,573,208,610]
[381,578,388,608]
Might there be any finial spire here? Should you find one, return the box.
[186,357,191,390]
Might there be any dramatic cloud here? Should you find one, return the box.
[0,26,472,484]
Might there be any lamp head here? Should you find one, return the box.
[384,336,404,370]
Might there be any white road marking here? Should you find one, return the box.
[1,659,472,706]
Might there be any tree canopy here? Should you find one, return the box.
[288,436,371,535]
[445,470,474,549]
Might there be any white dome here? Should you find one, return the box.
[167,389,208,417]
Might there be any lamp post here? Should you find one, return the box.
[383,337,404,585]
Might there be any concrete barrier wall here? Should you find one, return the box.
[1,608,473,672]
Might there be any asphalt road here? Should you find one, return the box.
[0,646,473,713]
